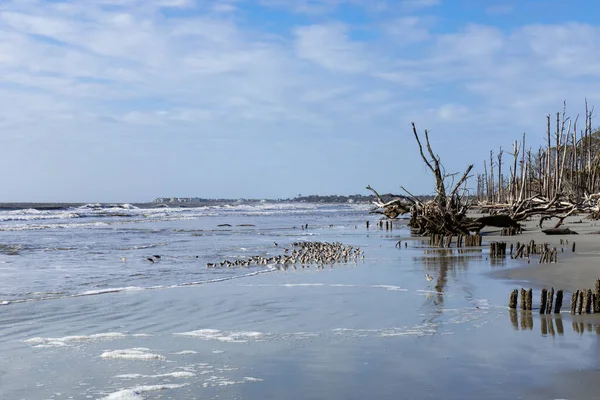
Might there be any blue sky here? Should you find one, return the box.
[1,0,599,202]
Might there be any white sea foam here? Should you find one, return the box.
[243,377,264,382]
[115,372,195,379]
[370,285,408,292]
[77,287,145,296]
[101,348,166,361]
[173,350,197,355]
[99,383,187,400]
[333,323,441,338]
[202,375,264,388]
[25,332,129,348]
[282,283,325,287]
[174,329,267,343]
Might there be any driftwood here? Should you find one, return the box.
[542,227,579,235]
[365,185,412,219]
[367,123,475,235]
[475,214,520,229]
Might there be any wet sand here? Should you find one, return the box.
[483,213,600,400]
[487,214,600,292]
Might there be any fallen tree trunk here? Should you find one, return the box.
[475,214,521,229]
[542,227,579,235]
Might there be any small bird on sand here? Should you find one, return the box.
[147,257,155,263]
[425,273,434,282]
[153,255,161,259]
[121,257,127,262]
[274,242,278,247]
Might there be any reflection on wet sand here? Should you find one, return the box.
[508,311,600,336]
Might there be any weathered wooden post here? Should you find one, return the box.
[554,290,563,314]
[571,290,579,314]
[585,289,593,314]
[546,287,554,314]
[577,290,584,314]
[509,289,518,309]
[595,279,600,313]
[366,221,369,229]
[572,242,576,252]
[540,289,548,314]
[526,288,533,310]
[520,288,527,310]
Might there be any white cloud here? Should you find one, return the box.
[437,104,469,120]
[294,23,371,73]
[0,0,599,200]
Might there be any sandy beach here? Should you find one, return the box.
[486,214,600,293]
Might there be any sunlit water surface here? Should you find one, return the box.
[1,203,599,399]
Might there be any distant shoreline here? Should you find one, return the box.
[0,198,371,211]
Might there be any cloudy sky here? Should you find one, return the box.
[0,0,598,202]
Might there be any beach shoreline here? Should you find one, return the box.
[482,214,600,293]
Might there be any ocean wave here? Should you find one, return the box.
[1,268,277,305]
[0,202,367,231]
[24,332,134,348]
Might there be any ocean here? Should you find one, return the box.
[1,202,598,399]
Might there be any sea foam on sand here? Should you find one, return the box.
[115,372,195,379]
[174,329,266,343]
[25,332,130,348]
[99,383,187,400]
[100,348,166,361]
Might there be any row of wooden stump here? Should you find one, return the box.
[428,234,483,248]
[367,220,395,230]
[509,281,600,314]
[501,226,522,236]
[508,288,564,313]
[424,236,569,265]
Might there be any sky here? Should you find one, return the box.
[1,0,599,202]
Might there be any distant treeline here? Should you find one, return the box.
[153,193,437,205]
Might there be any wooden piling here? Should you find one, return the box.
[508,289,518,309]
[585,289,593,314]
[595,279,600,313]
[540,288,548,314]
[526,288,533,310]
[571,290,579,314]
[520,288,527,310]
[577,290,584,314]
[572,242,576,252]
[546,287,554,314]
[554,290,563,314]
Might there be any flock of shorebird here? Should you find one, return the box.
[206,241,364,270]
